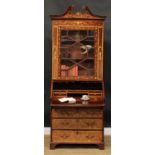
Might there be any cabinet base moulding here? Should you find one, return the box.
[50,142,104,150]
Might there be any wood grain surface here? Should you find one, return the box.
[45,135,111,155]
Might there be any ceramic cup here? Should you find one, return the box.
[81,95,90,101]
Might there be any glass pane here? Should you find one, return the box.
[60,30,95,77]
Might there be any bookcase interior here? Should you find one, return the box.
[60,30,96,77]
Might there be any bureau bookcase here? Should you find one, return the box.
[50,6,106,149]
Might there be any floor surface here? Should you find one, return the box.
[44,135,111,155]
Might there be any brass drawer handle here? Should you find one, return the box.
[86,135,95,139]
[60,134,69,139]
[85,121,95,127]
[60,111,70,116]
[61,121,69,126]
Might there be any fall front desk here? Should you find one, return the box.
[50,6,106,149]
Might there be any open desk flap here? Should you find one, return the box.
[51,81,104,102]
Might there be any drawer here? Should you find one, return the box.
[52,108,103,118]
[52,91,66,99]
[52,119,76,129]
[52,119,103,129]
[89,93,103,101]
[52,130,103,143]
[52,91,66,96]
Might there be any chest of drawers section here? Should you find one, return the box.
[50,107,104,149]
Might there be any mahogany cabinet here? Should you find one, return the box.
[50,6,106,149]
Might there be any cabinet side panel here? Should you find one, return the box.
[101,23,104,79]
[52,25,58,79]
[98,25,104,80]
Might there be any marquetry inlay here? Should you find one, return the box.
[50,6,106,149]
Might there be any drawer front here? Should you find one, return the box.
[52,91,66,97]
[52,119,77,129]
[89,93,103,101]
[52,108,103,118]
[78,119,103,129]
[52,130,102,143]
[52,119,103,129]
